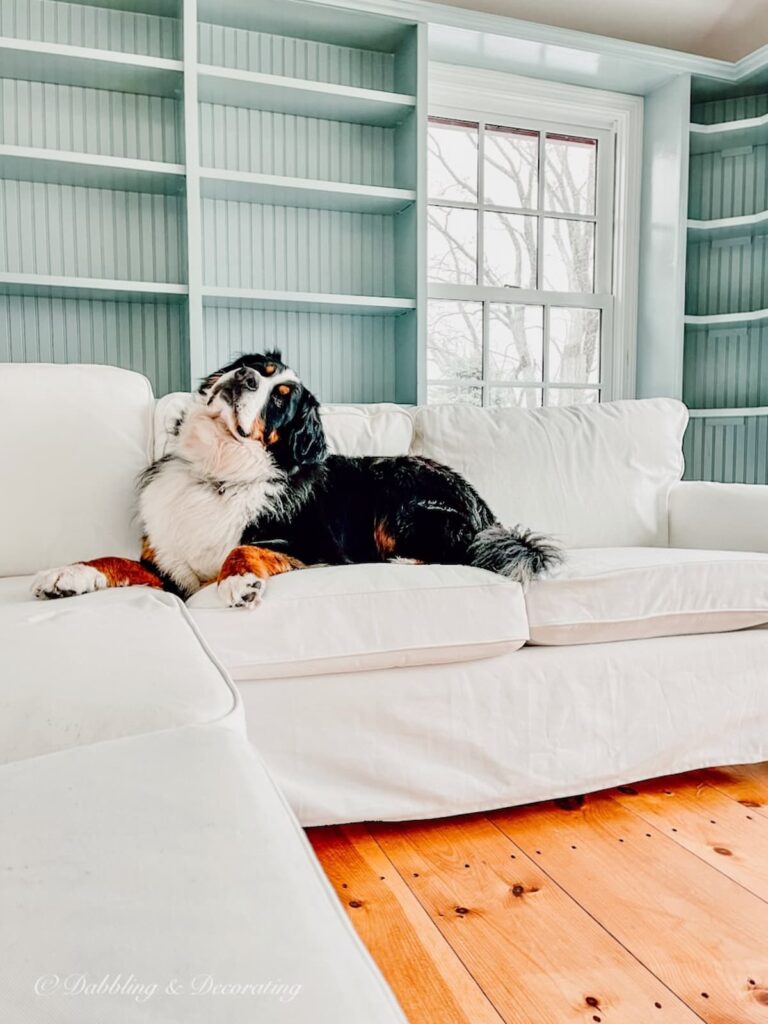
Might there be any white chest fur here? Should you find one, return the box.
[139,408,285,593]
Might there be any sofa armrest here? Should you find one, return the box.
[669,481,768,552]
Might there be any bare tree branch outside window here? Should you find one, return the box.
[427,116,606,408]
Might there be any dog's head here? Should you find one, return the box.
[195,351,327,471]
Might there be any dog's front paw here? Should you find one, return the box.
[218,572,265,609]
[32,564,107,600]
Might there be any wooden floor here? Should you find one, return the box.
[308,763,768,1024]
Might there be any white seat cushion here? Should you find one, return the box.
[0,576,238,764]
[412,398,688,548]
[526,548,768,645]
[0,724,404,1023]
[0,363,153,575]
[188,563,528,679]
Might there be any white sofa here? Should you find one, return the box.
[0,365,406,1024]
[2,363,768,1021]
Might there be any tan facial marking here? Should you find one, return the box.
[277,384,291,395]
[264,364,276,376]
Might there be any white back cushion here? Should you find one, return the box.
[154,394,414,460]
[412,399,688,548]
[322,403,414,456]
[0,364,153,575]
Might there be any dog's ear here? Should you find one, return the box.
[288,388,327,466]
[198,370,222,395]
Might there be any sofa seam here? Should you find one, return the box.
[529,606,768,629]
[226,638,525,676]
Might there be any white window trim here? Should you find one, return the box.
[428,62,644,401]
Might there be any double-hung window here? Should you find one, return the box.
[427,102,617,408]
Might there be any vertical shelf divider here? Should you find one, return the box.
[183,0,204,389]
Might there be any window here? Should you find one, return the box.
[427,110,615,408]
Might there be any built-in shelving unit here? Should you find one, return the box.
[197,67,416,125]
[0,145,185,194]
[0,273,188,301]
[199,169,416,213]
[689,112,768,154]
[683,85,768,482]
[201,288,415,315]
[0,0,425,401]
[0,37,184,95]
[687,210,768,242]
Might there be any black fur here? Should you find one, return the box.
[210,353,563,585]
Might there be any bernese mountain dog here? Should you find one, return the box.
[32,351,561,607]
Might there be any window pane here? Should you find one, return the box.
[542,218,594,292]
[488,303,543,382]
[428,117,478,202]
[546,388,599,407]
[427,300,483,383]
[428,207,477,284]
[544,134,597,215]
[428,383,483,406]
[488,388,542,408]
[549,307,600,384]
[484,124,538,209]
[483,212,536,289]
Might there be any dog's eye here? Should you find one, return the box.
[277,384,292,396]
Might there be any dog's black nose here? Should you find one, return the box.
[235,366,258,390]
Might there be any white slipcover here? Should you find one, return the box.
[0,576,238,764]
[412,398,688,548]
[526,547,768,645]
[0,724,405,1023]
[669,480,768,553]
[237,627,768,826]
[188,562,528,679]
[0,363,152,576]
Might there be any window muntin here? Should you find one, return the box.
[427,114,612,408]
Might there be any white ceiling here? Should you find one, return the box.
[435,0,768,61]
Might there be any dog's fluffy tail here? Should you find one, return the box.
[468,523,563,584]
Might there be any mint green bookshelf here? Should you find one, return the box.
[0,0,425,401]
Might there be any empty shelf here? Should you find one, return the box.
[201,287,415,315]
[197,66,415,126]
[199,169,414,213]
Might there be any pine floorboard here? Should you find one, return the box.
[307,762,768,1024]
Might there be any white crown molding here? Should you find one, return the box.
[303,0,768,87]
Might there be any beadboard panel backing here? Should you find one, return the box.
[0,0,423,405]
[685,88,768,482]
[0,180,186,281]
[198,22,394,91]
[684,415,768,483]
[201,198,396,294]
[0,79,183,162]
[202,304,398,402]
[0,0,180,58]
[692,94,768,125]
[688,144,768,220]
[0,293,188,394]
[198,103,396,187]
[686,237,768,315]
[683,326,768,408]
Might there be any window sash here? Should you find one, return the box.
[427,105,616,404]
